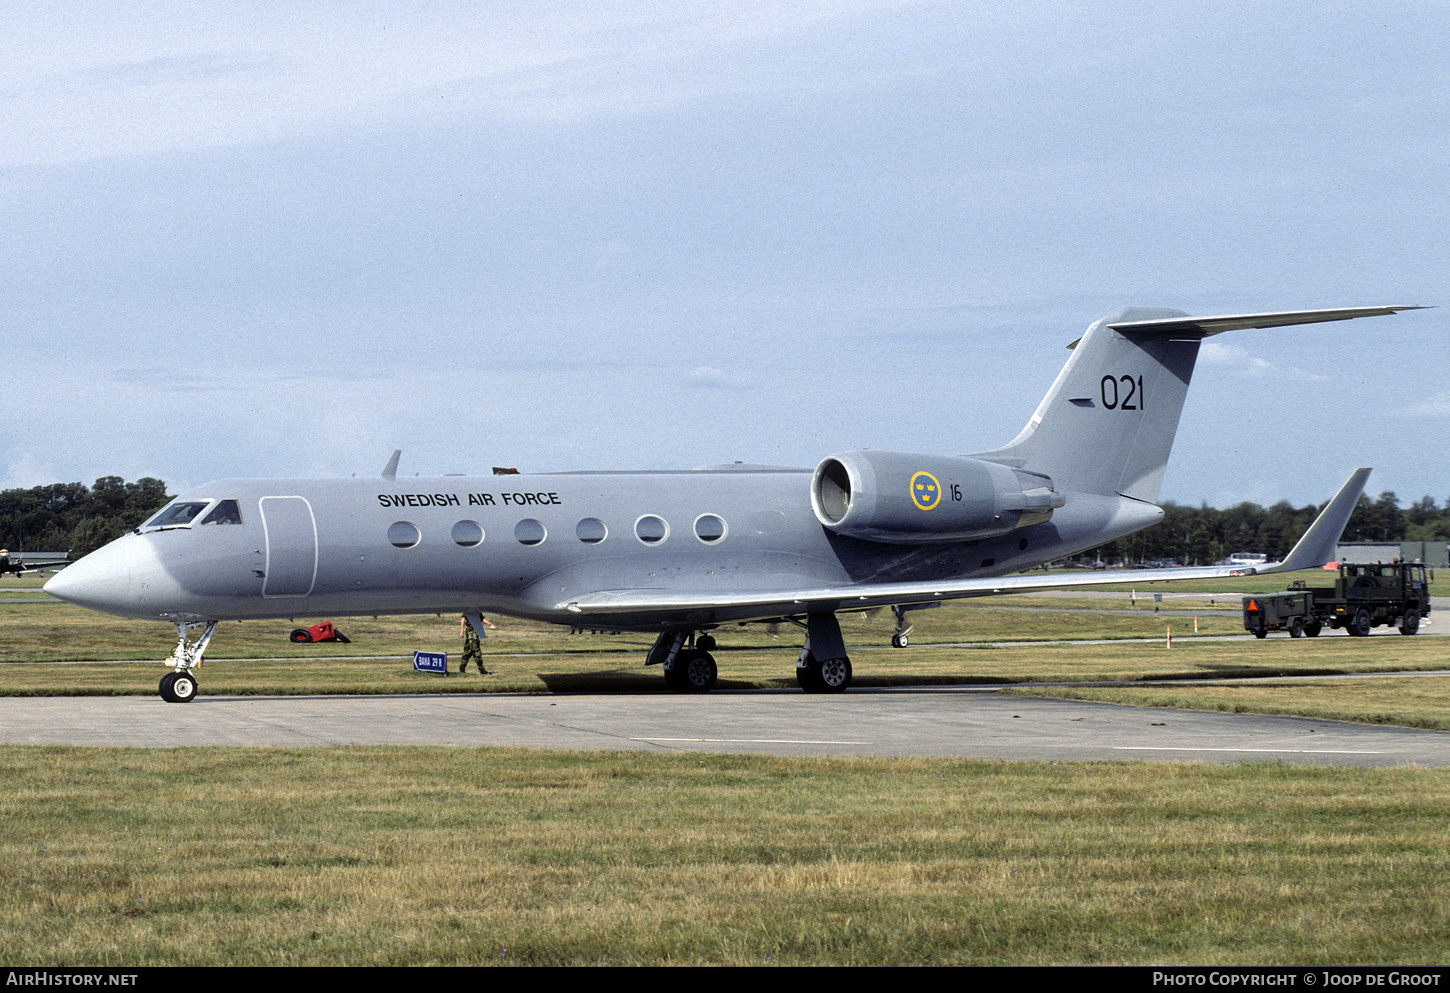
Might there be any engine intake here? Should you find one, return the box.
[810,450,1064,544]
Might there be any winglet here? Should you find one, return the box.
[381,450,401,481]
[1264,468,1372,573]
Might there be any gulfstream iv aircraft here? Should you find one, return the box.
[46,305,1418,702]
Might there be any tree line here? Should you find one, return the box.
[2,477,1447,567]
[1088,491,1448,566]
[0,477,171,559]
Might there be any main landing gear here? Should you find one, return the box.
[158,620,217,703]
[795,612,852,693]
[646,611,855,694]
[648,631,718,693]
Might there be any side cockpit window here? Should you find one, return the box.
[200,500,242,525]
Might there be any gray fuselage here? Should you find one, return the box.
[54,466,1158,631]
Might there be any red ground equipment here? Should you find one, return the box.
[289,621,351,643]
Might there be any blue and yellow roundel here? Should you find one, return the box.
[910,472,941,511]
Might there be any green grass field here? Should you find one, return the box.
[2,572,1447,965]
[2,747,1446,966]
[2,571,1446,732]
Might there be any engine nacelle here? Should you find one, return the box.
[810,451,1065,544]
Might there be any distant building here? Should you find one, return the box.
[1337,541,1448,567]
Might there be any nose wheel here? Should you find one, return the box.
[159,671,198,703]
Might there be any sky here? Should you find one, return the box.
[3,1,1446,510]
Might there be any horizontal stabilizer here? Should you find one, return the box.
[1107,306,1427,338]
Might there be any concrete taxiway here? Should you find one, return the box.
[0,687,1445,767]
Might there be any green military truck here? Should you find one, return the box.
[1242,561,1431,639]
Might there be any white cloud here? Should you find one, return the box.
[1198,341,1327,382]
[685,366,747,389]
[1394,392,1450,418]
[1200,341,1273,376]
[1,452,62,491]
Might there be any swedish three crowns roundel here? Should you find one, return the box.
[910,471,941,511]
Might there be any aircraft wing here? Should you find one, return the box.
[561,468,1371,618]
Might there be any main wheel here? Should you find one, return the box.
[891,633,909,648]
[158,672,178,701]
[799,653,851,693]
[815,656,851,693]
[680,649,717,693]
[1400,609,1420,636]
[1349,608,1372,637]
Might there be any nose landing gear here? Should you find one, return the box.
[158,620,217,703]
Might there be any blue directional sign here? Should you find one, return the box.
[413,650,448,674]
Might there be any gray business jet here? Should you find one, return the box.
[45,305,1420,703]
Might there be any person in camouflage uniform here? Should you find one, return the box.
[459,614,491,675]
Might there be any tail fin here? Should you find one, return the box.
[971,305,1423,503]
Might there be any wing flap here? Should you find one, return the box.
[563,563,1255,616]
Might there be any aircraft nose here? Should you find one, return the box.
[43,534,174,619]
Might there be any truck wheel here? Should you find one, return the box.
[1290,619,1303,638]
[1254,627,1268,639]
[1349,608,1372,637]
[1303,619,1322,637]
[1400,610,1420,636]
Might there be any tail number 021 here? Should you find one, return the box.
[1101,374,1144,411]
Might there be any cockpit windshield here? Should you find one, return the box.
[143,502,211,529]
[141,499,243,530]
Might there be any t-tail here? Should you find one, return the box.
[972,305,1425,503]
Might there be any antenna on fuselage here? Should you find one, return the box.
[381,450,401,481]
